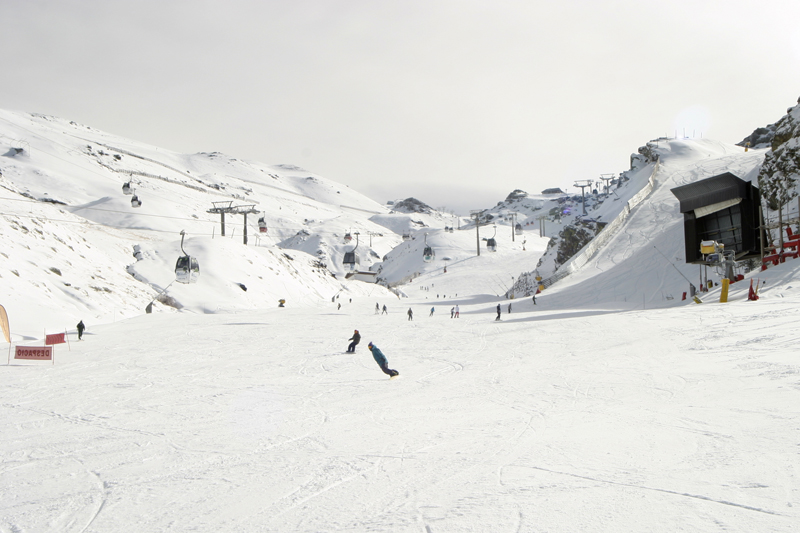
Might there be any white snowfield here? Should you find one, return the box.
[2,122,800,531]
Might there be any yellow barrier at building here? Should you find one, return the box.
[719,279,730,303]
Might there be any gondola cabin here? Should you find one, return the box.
[486,237,497,251]
[344,232,352,243]
[122,182,133,195]
[342,251,357,272]
[423,245,435,262]
[131,194,142,208]
[258,217,267,233]
[515,223,523,235]
[175,255,200,284]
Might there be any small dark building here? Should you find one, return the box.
[670,172,761,264]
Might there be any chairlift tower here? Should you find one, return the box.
[573,180,593,216]
[470,210,486,256]
[600,174,615,195]
[511,213,516,242]
[207,201,259,244]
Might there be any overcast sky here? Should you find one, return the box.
[3,0,800,213]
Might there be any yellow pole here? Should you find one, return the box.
[720,278,730,303]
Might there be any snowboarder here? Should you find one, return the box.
[454,305,460,318]
[382,305,388,314]
[429,307,435,317]
[496,304,501,321]
[407,308,413,321]
[347,329,361,353]
[76,320,85,340]
[450,307,454,318]
[368,342,399,378]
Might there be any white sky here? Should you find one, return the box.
[3,0,800,213]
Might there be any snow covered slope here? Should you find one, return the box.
[0,110,415,337]
[538,139,767,310]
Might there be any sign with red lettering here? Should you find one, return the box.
[45,333,65,345]
[15,346,52,360]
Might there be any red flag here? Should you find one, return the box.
[45,333,66,345]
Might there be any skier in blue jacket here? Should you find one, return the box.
[368,342,399,378]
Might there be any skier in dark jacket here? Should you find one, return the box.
[368,342,398,378]
[495,304,501,321]
[347,330,361,353]
[76,320,85,340]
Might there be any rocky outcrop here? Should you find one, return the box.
[738,124,778,149]
[757,96,800,210]
[392,197,433,214]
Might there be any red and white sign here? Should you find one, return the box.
[46,333,66,345]
[15,346,52,361]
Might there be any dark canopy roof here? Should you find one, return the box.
[670,172,750,214]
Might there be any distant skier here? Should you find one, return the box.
[76,320,85,340]
[508,303,512,313]
[496,304,501,321]
[347,329,361,353]
[454,305,460,318]
[532,292,537,305]
[382,305,388,315]
[429,307,435,317]
[337,303,341,310]
[375,303,380,314]
[407,308,413,321]
[368,342,399,378]
[450,307,455,318]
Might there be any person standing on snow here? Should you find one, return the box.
[450,307,455,318]
[368,342,399,378]
[407,308,413,321]
[454,305,460,318]
[508,303,512,313]
[76,320,85,340]
[347,329,361,353]
[496,304,501,321]
[429,307,435,317]
[375,303,380,314]
[382,305,388,315]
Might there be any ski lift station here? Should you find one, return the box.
[670,172,762,265]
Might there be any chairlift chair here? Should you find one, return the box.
[402,231,411,241]
[344,232,352,243]
[486,226,498,251]
[175,230,200,283]
[343,250,357,272]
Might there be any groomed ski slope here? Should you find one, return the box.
[2,262,799,532]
